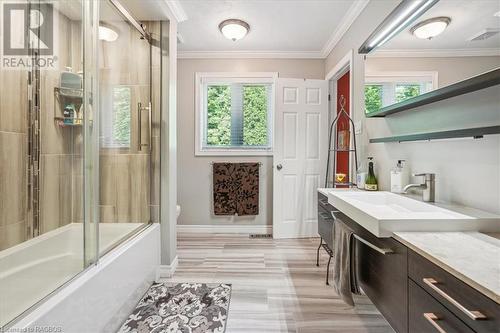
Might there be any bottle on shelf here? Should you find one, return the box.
[365,157,378,191]
[356,163,366,190]
[390,159,409,193]
[337,121,350,151]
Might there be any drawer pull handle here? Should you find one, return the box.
[353,234,393,255]
[423,278,487,320]
[318,212,333,220]
[319,199,328,206]
[423,313,447,333]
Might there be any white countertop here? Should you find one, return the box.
[318,187,358,196]
[393,232,500,303]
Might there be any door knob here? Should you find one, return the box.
[276,164,283,170]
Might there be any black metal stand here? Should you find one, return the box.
[316,238,334,285]
[325,95,358,188]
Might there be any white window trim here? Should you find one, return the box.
[365,71,439,89]
[365,70,438,108]
[195,72,278,156]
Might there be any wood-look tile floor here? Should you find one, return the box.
[161,233,395,333]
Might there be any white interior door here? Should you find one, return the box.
[273,78,328,239]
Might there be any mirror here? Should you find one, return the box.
[364,0,500,115]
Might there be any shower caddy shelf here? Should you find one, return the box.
[54,87,83,127]
[317,94,359,285]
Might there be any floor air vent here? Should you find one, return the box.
[249,234,273,239]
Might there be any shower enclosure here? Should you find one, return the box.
[0,0,161,328]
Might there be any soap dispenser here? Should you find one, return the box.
[390,160,409,193]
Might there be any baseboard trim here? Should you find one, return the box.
[157,256,178,279]
[177,224,273,234]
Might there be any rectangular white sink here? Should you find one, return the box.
[327,190,500,237]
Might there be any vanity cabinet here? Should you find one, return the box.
[317,193,334,249]
[409,279,474,333]
[408,250,499,333]
[323,194,500,333]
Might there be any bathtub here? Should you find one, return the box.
[1,222,160,332]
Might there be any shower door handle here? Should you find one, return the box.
[147,101,152,152]
[138,102,143,151]
[137,102,151,152]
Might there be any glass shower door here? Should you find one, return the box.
[98,0,152,255]
[0,0,97,327]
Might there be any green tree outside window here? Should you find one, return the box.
[206,84,269,147]
[243,86,268,146]
[112,87,131,146]
[395,84,420,103]
[207,86,231,145]
[365,84,382,114]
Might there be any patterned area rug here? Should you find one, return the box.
[118,282,232,333]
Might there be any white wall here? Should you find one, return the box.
[325,0,500,214]
[366,56,500,88]
[177,58,324,225]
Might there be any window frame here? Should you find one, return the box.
[195,72,278,156]
[365,71,438,110]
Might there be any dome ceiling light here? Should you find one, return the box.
[411,17,451,40]
[219,19,250,41]
[99,25,119,42]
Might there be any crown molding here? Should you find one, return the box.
[320,0,370,58]
[368,48,500,58]
[164,0,188,22]
[177,0,368,59]
[178,50,324,59]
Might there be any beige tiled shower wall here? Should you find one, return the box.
[0,10,83,250]
[0,70,28,250]
[98,21,161,224]
[40,14,83,233]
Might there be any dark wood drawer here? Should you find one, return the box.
[317,206,334,249]
[409,279,475,333]
[333,209,408,333]
[409,250,499,333]
[318,192,334,211]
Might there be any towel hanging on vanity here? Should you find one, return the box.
[212,162,260,216]
[332,222,361,306]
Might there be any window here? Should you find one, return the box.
[196,73,276,155]
[364,71,437,114]
[101,86,131,148]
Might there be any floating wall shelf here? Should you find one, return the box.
[366,68,500,118]
[369,126,500,143]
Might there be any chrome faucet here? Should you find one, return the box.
[403,173,436,202]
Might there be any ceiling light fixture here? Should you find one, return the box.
[359,0,439,54]
[219,19,250,41]
[99,25,118,42]
[411,17,450,39]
